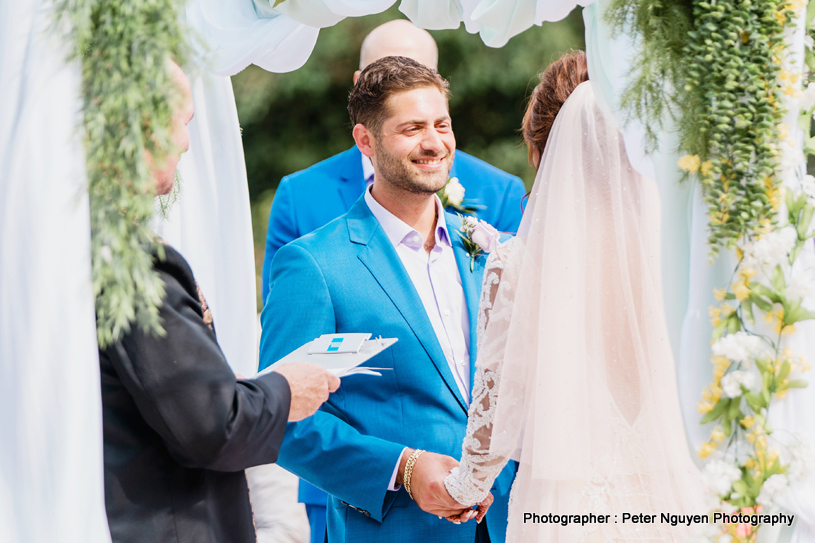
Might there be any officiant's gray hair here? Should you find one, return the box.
[348,56,450,136]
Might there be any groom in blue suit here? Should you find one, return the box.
[259,57,514,542]
[261,20,526,303]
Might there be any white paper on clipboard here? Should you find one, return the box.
[256,336,398,378]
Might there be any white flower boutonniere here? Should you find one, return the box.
[457,215,500,272]
[438,177,484,215]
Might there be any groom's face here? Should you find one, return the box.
[370,86,455,195]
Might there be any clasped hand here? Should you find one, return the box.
[400,449,493,524]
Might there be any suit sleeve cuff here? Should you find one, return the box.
[387,447,408,491]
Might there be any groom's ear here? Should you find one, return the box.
[353,124,376,158]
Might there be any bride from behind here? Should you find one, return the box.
[444,51,705,542]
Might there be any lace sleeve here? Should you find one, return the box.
[444,239,518,506]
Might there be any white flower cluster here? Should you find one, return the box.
[788,438,815,481]
[801,174,815,201]
[801,83,815,112]
[739,226,797,273]
[756,474,789,508]
[443,177,465,206]
[702,459,742,496]
[787,265,815,301]
[720,370,758,398]
[711,331,771,366]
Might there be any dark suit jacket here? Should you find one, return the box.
[99,245,291,543]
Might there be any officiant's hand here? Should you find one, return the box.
[272,363,341,421]
[397,449,469,518]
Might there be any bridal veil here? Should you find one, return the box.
[446,81,705,542]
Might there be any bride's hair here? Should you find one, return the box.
[522,50,589,162]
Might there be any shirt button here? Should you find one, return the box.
[444,310,451,317]
[458,360,466,367]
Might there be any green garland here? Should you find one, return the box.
[610,0,789,258]
[54,0,187,347]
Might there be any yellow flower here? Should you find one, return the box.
[700,160,714,176]
[764,306,785,334]
[722,302,735,315]
[698,441,717,458]
[733,279,750,301]
[777,389,788,399]
[703,383,723,403]
[746,431,757,443]
[711,427,725,443]
[713,355,730,382]
[801,357,812,372]
[744,458,756,469]
[784,83,802,98]
[740,268,757,280]
[741,415,755,429]
[769,448,780,464]
[698,399,715,414]
[714,288,727,301]
[777,123,790,140]
[782,324,797,335]
[678,154,701,173]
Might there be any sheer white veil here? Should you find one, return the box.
[480,81,704,540]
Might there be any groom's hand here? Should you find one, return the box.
[397,449,469,518]
[272,363,341,421]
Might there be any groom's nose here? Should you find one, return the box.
[420,128,446,155]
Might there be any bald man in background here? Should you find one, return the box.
[260,20,527,302]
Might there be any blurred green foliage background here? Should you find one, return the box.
[232,7,585,307]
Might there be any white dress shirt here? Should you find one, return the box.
[364,186,472,491]
[364,187,472,399]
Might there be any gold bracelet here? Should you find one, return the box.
[403,449,425,501]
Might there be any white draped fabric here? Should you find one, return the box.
[0,2,111,542]
[152,68,260,378]
[582,1,713,453]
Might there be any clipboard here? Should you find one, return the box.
[257,335,398,378]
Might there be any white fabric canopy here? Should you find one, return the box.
[0,2,111,542]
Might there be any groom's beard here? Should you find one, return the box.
[374,142,452,195]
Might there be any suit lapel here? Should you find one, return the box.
[338,146,367,210]
[347,199,469,413]
[447,214,485,393]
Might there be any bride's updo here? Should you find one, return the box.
[522,50,589,164]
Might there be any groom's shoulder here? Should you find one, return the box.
[281,147,358,188]
[454,150,522,186]
[281,212,354,263]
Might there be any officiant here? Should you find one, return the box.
[97,60,341,543]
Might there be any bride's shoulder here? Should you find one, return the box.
[486,236,519,268]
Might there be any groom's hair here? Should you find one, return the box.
[348,56,450,136]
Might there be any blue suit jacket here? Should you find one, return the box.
[259,197,515,543]
[262,146,526,301]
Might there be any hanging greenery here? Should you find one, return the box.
[608,0,814,540]
[53,0,187,347]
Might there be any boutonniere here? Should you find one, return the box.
[438,177,484,215]
[456,215,500,272]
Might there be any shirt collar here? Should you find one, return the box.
[364,186,451,250]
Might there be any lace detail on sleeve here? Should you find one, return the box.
[445,239,519,506]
